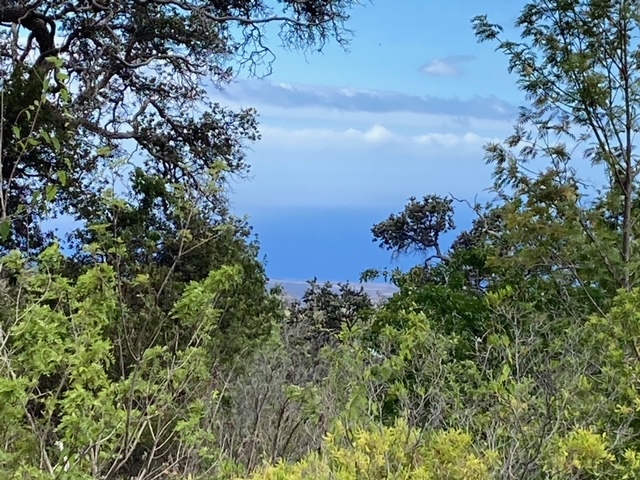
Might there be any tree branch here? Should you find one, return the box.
[0,3,55,58]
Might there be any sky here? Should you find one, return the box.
[212,0,528,285]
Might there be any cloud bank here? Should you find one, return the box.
[258,124,496,152]
[214,80,514,210]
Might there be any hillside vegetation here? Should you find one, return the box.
[2,1,640,479]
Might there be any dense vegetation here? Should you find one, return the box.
[2,0,640,478]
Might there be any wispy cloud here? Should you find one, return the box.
[420,55,476,76]
[214,79,516,122]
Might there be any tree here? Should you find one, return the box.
[0,0,364,392]
[0,0,363,249]
[372,0,640,330]
[242,419,499,480]
[293,279,374,347]
[65,168,282,365]
[473,0,640,292]
[0,55,76,253]
[365,195,501,347]
[368,194,503,295]
[371,194,455,264]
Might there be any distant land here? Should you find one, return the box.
[268,279,399,302]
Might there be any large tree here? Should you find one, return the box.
[372,0,640,328]
[474,0,640,293]
[0,0,362,249]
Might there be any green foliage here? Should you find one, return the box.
[287,279,374,351]
[0,57,76,253]
[0,244,248,477]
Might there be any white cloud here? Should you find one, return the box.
[268,279,398,300]
[237,102,512,141]
[421,60,458,76]
[359,124,395,143]
[414,132,484,147]
[257,124,497,151]
[420,55,476,77]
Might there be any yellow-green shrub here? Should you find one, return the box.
[241,418,498,480]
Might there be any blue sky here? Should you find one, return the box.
[215,1,527,284]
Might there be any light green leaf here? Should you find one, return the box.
[45,185,58,202]
[0,219,10,240]
[96,146,112,156]
[45,56,63,68]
